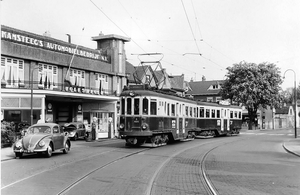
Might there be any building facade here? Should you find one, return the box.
[1,25,130,139]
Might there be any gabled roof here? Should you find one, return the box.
[187,80,224,95]
[169,75,184,91]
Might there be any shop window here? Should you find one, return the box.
[134,98,140,115]
[38,63,58,89]
[1,57,25,88]
[150,100,157,115]
[127,98,132,115]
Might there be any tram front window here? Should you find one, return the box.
[127,98,132,115]
[134,98,140,115]
[143,98,148,115]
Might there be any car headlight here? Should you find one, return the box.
[39,140,45,147]
[119,123,124,129]
[69,132,75,136]
[15,141,22,148]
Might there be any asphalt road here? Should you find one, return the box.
[1,129,299,195]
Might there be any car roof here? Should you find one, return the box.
[31,123,59,127]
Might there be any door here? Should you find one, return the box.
[52,126,64,149]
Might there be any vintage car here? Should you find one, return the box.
[13,123,71,158]
[63,122,86,141]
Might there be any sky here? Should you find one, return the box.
[1,0,299,90]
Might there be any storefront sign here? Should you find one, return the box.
[1,29,108,61]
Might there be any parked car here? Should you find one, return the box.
[63,122,86,141]
[13,123,71,158]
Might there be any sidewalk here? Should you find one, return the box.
[282,139,300,157]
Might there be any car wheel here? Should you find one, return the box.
[15,152,23,158]
[45,145,53,158]
[63,141,70,154]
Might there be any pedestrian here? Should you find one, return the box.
[91,117,97,141]
[37,115,45,124]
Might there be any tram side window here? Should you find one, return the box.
[167,103,170,116]
[234,111,238,118]
[211,109,215,118]
[200,107,204,118]
[217,110,220,118]
[185,106,188,116]
[230,111,233,119]
[239,111,242,119]
[121,98,125,115]
[194,108,197,117]
[127,98,132,115]
[150,100,157,115]
[206,109,210,118]
[171,104,175,116]
[143,98,148,115]
[134,98,139,115]
[190,107,193,117]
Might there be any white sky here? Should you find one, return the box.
[1,0,299,90]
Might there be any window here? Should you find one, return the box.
[207,97,213,102]
[95,73,108,94]
[150,100,157,115]
[206,109,210,118]
[127,98,132,115]
[38,64,58,89]
[217,110,220,118]
[143,98,148,115]
[185,106,188,116]
[1,57,25,88]
[194,108,197,117]
[211,109,215,118]
[134,98,139,115]
[121,98,125,115]
[234,111,238,118]
[190,107,192,117]
[146,75,151,84]
[167,103,170,116]
[171,104,175,116]
[70,69,85,88]
[230,111,233,119]
[200,107,204,118]
[239,111,242,119]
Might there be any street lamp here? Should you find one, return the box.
[283,69,297,138]
[30,66,39,125]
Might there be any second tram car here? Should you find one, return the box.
[118,84,242,146]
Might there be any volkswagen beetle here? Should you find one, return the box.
[13,123,71,158]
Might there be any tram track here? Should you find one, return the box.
[57,148,151,195]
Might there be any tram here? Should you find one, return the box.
[118,84,242,146]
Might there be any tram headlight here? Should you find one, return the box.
[119,123,124,129]
[141,123,148,130]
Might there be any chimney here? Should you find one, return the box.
[66,34,71,43]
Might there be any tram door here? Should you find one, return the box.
[179,118,183,138]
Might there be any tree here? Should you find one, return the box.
[220,61,283,130]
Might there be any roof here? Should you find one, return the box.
[92,34,130,42]
[187,80,224,95]
[169,75,184,91]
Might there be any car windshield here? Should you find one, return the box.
[64,125,76,131]
[27,126,51,134]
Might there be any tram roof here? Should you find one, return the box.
[121,86,241,109]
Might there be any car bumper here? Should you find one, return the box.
[14,148,47,153]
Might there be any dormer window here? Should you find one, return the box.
[208,83,220,90]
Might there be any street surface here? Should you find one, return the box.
[1,129,299,195]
